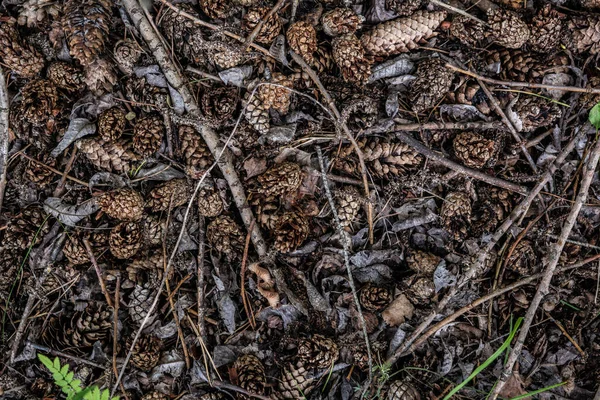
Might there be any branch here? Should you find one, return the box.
[393,120,504,131]
[488,132,600,400]
[0,66,9,212]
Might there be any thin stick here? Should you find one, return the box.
[316,146,373,395]
[27,342,104,369]
[18,152,88,186]
[291,51,375,245]
[197,215,206,338]
[447,63,600,94]
[429,0,490,26]
[242,0,286,51]
[186,66,222,83]
[393,131,528,194]
[488,133,600,400]
[211,379,273,400]
[240,221,256,330]
[0,67,9,212]
[111,278,128,398]
[545,311,585,356]
[393,120,504,131]
[83,238,113,308]
[53,148,78,197]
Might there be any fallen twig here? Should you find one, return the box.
[393,120,504,131]
[429,0,490,26]
[83,238,113,308]
[197,215,206,339]
[0,66,9,212]
[27,342,104,369]
[242,0,286,51]
[488,132,600,400]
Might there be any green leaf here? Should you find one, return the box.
[73,387,94,400]
[72,379,82,389]
[60,363,70,376]
[53,357,61,371]
[100,388,110,400]
[589,103,600,129]
[38,354,54,371]
[53,372,65,382]
[66,371,75,382]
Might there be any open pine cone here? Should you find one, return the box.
[234,355,266,395]
[287,21,317,64]
[96,188,144,221]
[109,221,143,259]
[297,335,339,369]
[98,107,126,142]
[332,34,372,85]
[452,131,498,169]
[133,115,165,157]
[441,191,472,240]
[130,334,162,371]
[177,125,214,179]
[146,179,192,212]
[409,58,454,113]
[242,6,283,44]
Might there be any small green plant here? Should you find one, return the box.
[38,354,119,400]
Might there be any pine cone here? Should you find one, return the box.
[109,221,143,259]
[405,275,436,302]
[130,334,162,371]
[18,0,61,27]
[405,248,440,276]
[335,137,423,179]
[133,115,164,157]
[127,251,170,287]
[487,8,530,49]
[97,189,144,221]
[63,0,111,66]
[206,215,245,259]
[297,335,339,369]
[257,73,294,114]
[580,76,600,110]
[84,58,117,94]
[128,284,157,326]
[275,363,315,400]
[201,86,239,124]
[114,39,142,75]
[242,6,283,44]
[332,34,372,85]
[4,206,50,250]
[76,137,140,173]
[506,240,537,275]
[287,21,318,64]
[566,15,600,54]
[409,58,454,113]
[243,85,270,134]
[176,125,214,179]
[385,0,423,16]
[581,0,600,8]
[387,380,421,400]
[198,187,223,218]
[234,355,266,395]
[141,215,167,247]
[448,15,487,46]
[0,18,45,78]
[20,79,58,127]
[24,151,55,187]
[0,249,19,297]
[445,80,491,115]
[62,234,89,265]
[453,132,497,169]
[199,0,233,19]
[98,107,126,142]
[146,179,192,212]
[141,392,168,400]
[529,5,562,53]
[340,339,388,370]
[125,77,169,111]
[359,284,392,311]
[256,162,303,197]
[471,187,512,236]
[273,212,309,253]
[322,8,362,36]
[511,96,561,132]
[159,3,205,63]
[441,191,471,240]
[46,61,84,92]
[361,11,447,56]
[336,187,361,228]
[69,301,112,349]
[210,41,244,70]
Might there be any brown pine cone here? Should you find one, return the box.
[297,335,339,369]
[471,187,512,236]
[385,0,423,16]
[24,151,55,187]
[84,58,117,95]
[97,188,144,221]
[206,215,245,259]
[287,21,318,64]
[69,301,112,349]
[130,334,162,371]
[141,215,167,247]
[20,79,58,127]
[199,0,233,19]
[256,162,303,197]
[128,284,157,326]
[141,392,168,400]
[133,115,164,157]
[453,132,497,169]
[581,0,600,8]
[210,40,245,70]
[487,8,530,49]
[109,221,143,259]
[125,76,169,111]
[0,18,45,78]
[359,284,392,311]
[405,248,440,276]
[201,86,239,124]
[243,85,270,134]
[4,206,50,250]
[448,15,487,46]
[46,61,84,92]
[529,5,563,53]
[340,339,388,370]
[177,125,214,179]
[159,3,205,64]
[506,240,537,275]
[242,6,283,45]
[566,15,600,54]
[336,187,361,228]
[18,0,61,27]
[146,179,192,212]
[405,275,436,303]
[322,8,362,36]
[441,191,471,240]
[258,73,294,115]
[62,234,89,265]
[113,39,142,75]
[387,380,421,400]
[0,249,19,297]
[63,0,111,66]
[198,186,223,218]
[198,393,226,400]
[580,76,600,110]
[127,251,170,287]
[76,138,140,173]
[361,11,447,56]
[409,58,454,113]
[98,107,126,142]
[332,34,372,85]
[511,95,561,132]
[234,355,266,395]
[274,212,309,253]
[275,363,315,400]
